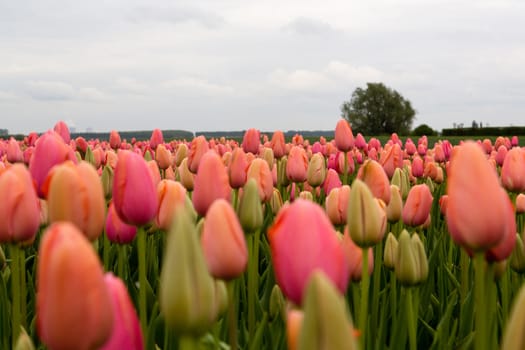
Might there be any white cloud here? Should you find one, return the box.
[26,81,76,100]
[78,87,109,101]
[283,17,339,36]
[161,77,235,96]
[0,90,17,100]
[268,61,383,93]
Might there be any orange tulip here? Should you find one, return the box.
[268,199,349,305]
[334,119,354,152]
[286,309,304,350]
[411,156,424,178]
[402,184,433,227]
[286,146,308,183]
[201,199,248,280]
[501,147,525,193]
[192,151,231,216]
[155,144,173,170]
[516,193,525,214]
[271,131,287,159]
[446,141,510,251]
[325,185,351,226]
[188,136,210,173]
[156,180,187,230]
[6,137,23,163]
[246,158,273,202]
[380,143,403,178]
[37,222,114,350]
[0,164,40,243]
[356,159,391,205]
[113,150,158,226]
[45,161,106,241]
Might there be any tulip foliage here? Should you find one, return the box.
[2,121,525,349]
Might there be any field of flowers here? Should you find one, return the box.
[1,120,525,349]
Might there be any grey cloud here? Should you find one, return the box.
[26,81,76,101]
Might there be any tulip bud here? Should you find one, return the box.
[37,222,114,350]
[383,232,398,270]
[160,204,221,336]
[14,327,35,350]
[278,157,291,188]
[271,131,287,159]
[84,146,95,166]
[510,234,525,273]
[156,180,187,230]
[106,202,137,244]
[174,143,188,167]
[347,179,387,247]
[306,153,326,187]
[101,165,114,199]
[342,228,374,282]
[402,184,433,227]
[502,284,525,349]
[269,188,284,215]
[201,199,248,280]
[286,309,304,350]
[155,144,172,170]
[237,179,264,232]
[322,168,342,195]
[192,151,231,216]
[286,146,308,183]
[228,147,248,189]
[188,135,210,173]
[299,191,313,201]
[516,194,525,214]
[325,185,351,226]
[109,130,121,150]
[100,273,143,350]
[269,285,286,322]
[242,128,261,154]
[395,230,428,286]
[246,158,273,202]
[297,271,358,350]
[386,185,403,223]
[357,159,391,204]
[334,119,354,152]
[178,158,195,191]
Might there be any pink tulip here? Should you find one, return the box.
[325,185,351,226]
[402,184,433,227]
[380,143,403,179]
[286,146,308,183]
[6,137,23,163]
[270,131,287,159]
[322,168,342,195]
[188,136,209,173]
[192,151,231,216]
[446,142,510,251]
[268,199,349,305]
[229,147,248,189]
[106,202,137,244]
[334,119,354,152]
[53,120,71,143]
[29,130,77,198]
[149,128,164,150]
[109,130,121,150]
[100,273,143,350]
[501,147,525,192]
[113,150,158,226]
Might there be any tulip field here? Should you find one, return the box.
[2,120,525,349]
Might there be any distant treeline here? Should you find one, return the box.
[70,130,195,142]
[442,126,525,137]
[195,130,335,141]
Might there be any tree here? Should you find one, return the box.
[341,82,416,135]
[412,124,437,136]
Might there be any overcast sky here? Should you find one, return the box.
[1,0,524,135]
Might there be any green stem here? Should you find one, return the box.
[406,287,417,350]
[179,335,199,350]
[118,244,127,280]
[10,244,21,344]
[227,280,238,350]
[343,151,349,185]
[137,226,148,337]
[103,232,110,271]
[19,248,26,329]
[248,230,261,342]
[360,247,370,349]
[391,271,397,327]
[474,253,487,350]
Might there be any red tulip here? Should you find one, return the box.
[113,150,158,226]
[268,199,349,305]
[106,202,137,244]
[446,142,510,251]
[100,273,143,350]
[37,222,114,350]
[201,199,248,280]
[192,151,231,216]
[242,128,261,154]
[149,128,164,150]
[0,164,40,243]
[109,130,121,150]
[402,184,433,227]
